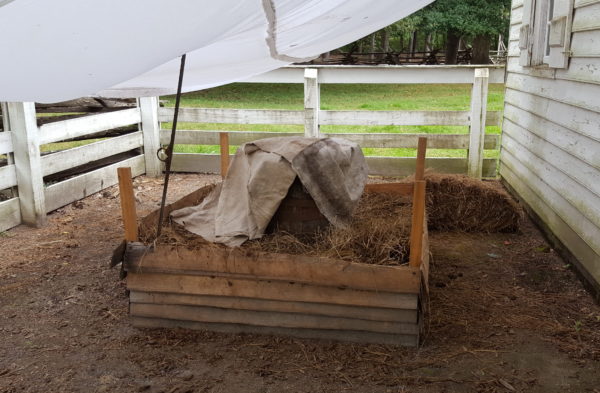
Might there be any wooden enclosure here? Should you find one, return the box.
[119,138,430,346]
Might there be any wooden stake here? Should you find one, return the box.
[219,132,229,178]
[117,167,138,241]
[415,137,427,181]
[409,180,426,268]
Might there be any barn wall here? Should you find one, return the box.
[503,0,600,292]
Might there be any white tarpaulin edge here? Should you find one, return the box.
[0,0,432,102]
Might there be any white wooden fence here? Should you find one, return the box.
[151,65,503,179]
[0,65,504,232]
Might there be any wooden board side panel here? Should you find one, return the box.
[130,291,418,323]
[0,197,21,232]
[126,272,419,309]
[130,303,419,335]
[131,316,419,346]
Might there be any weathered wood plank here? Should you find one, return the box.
[244,65,505,84]
[500,164,600,286]
[304,68,319,137]
[8,102,46,226]
[0,197,21,232]
[170,153,498,178]
[575,0,600,8]
[467,68,490,178]
[161,130,499,150]
[0,131,13,155]
[503,119,600,197]
[39,108,141,145]
[365,156,498,178]
[131,303,419,335]
[40,132,143,177]
[501,149,600,256]
[503,102,600,168]
[510,5,524,25]
[127,272,419,309]
[44,155,145,212]
[131,316,419,346]
[409,181,426,267]
[0,164,17,190]
[124,246,421,294]
[555,57,600,84]
[117,167,138,242]
[138,97,162,177]
[320,110,470,126]
[130,291,418,323]
[159,107,304,125]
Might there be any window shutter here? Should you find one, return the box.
[548,0,574,69]
[519,0,535,66]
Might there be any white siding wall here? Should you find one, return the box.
[503,0,600,289]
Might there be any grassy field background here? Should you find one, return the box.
[162,83,504,158]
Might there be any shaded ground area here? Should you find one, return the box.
[1,174,599,393]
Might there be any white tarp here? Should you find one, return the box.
[0,0,432,102]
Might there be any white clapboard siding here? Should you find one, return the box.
[159,107,304,125]
[161,130,499,150]
[41,132,143,177]
[503,0,600,289]
[572,1,600,32]
[0,132,13,155]
[0,197,21,232]
[570,30,600,57]
[44,155,145,213]
[39,108,141,145]
[501,149,600,257]
[503,103,600,167]
[502,134,600,226]
[501,164,600,284]
[503,119,600,197]
[171,153,497,178]
[0,164,17,190]
[512,0,524,9]
[510,5,524,25]
[504,88,600,141]
[243,65,505,84]
[506,73,600,113]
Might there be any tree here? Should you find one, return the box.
[419,0,511,64]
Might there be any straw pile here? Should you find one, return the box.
[422,172,522,232]
[244,192,413,266]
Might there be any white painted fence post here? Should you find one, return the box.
[7,102,46,226]
[304,68,320,138]
[138,97,162,177]
[467,68,489,179]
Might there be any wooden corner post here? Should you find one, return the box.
[219,132,229,178]
[304,68,319,138]
[7,102,46,227]
[467,68,489,179]
[409,137,427,268]
[138,96,162,177]
[117,167,138,241]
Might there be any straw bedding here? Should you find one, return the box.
[154,173,522,266]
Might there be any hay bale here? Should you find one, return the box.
[422,172,522,232]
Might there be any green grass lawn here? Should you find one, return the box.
[162,83,504,158]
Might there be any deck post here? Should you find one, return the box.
[467,68,489,179]
[219,132,229,178]
[304,68,320,138]
[7,102,46,226]
[138,96,162,177]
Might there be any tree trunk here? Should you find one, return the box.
[410,31,417,56]
[445,31,460,64]
[382,29,390,53]
[472,34,491,64]
[425,33,432,52]
[370,33,377,61]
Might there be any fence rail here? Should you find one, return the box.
[152,66,501,179]
[0,65,504,232]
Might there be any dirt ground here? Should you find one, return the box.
[1,174,599,393]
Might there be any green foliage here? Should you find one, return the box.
[419,0,511,37]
